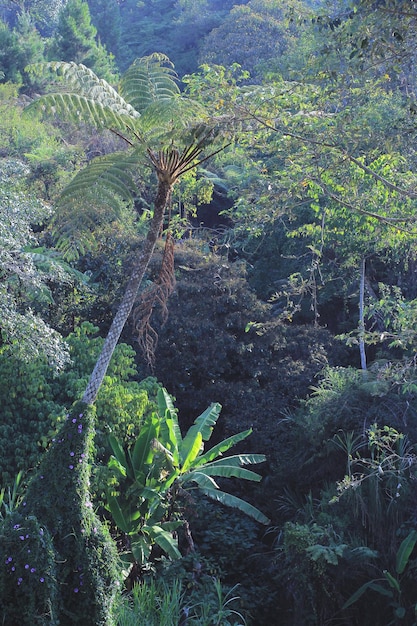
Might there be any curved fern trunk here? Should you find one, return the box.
[82,178,171,405]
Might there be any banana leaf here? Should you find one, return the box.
[198,486,270,525]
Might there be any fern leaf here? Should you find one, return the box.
[28,62,140,119]
[119,53,180,114]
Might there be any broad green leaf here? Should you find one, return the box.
[199,453,266,469]
[199,487,270,525]
[342,580,392,610]
[108,455,127,478]
[157,387,177,422]
[180,402,221,464]
[131,414,159,478]
[108,434,131,478]
[163,418,181,465]
[183,471,219,490]
[131,536,151,566]
[191,465,262,482]
[396,530,417,575]
[197,430,254,465]
[105,494,132,534]
[181,431,203,472]
[143,524,181,560]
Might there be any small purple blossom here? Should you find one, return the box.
[25,564,29,570]
[39,577,45,583]
[69,465,74,470]
[6,557,12,564]
[74,588,79,593]
[13,524,20,530]
[79,413,83,418]
[70,451,75,457]
[19,535,25,541]
[72,418,77,423]
[30,568,36,573]
[17,578,23,585]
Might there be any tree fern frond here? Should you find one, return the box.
[59,150,143,205]
[52,151,144,260]
[119,53,180,114]
[28,62,140,119]
[139,97,207,142]
[27,92,140,138]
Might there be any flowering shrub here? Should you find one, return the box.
[0,400,120,625]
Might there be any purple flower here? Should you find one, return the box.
[72,418,77,423]
[13,524,20,530]
[31,568,36,573]
[39,577,45,583]
[19,535,25,541]
[69,465,74,470]
[25,564,29,570]
[17,578,23,585]
[5,557,12,564]
[74,588,79,593]
[79,413,83,418]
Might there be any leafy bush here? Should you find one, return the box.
[0,322,159,484]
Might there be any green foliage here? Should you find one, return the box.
[104,387,268,569]
[0,14,45,87]
[0,322,159,484]
[48,0,117,81]
[199,0,312,82]
[0,401,120,625]
[274,520,378,625]
[114,575,246,626]
[343,530,417,624]
[26,54,210,260]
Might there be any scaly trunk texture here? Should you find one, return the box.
[82,178,171,405]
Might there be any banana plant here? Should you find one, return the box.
[105,387,269,569]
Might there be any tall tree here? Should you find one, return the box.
[28,52,223,402]
[48,0,116,80]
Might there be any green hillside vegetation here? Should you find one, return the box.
[1,0,417,624]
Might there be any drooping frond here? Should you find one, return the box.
[52,151,143,260]
[119,53,180,114]
[60,150,142,206]
[29,62,140,119]
[133,232,176,368]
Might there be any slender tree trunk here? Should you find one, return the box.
[359,257,367,372]
[82,178,171,405]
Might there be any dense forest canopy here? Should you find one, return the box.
[1,0,417,624]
